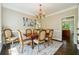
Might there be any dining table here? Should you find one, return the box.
[23,33,38,49]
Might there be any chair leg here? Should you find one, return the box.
[48,38,53,45]
[37,45,39,54]
[44,42,46,48]
[48,41,50,46]
[38,44,40,52]
[21,47,23,53]
[37,44,40,55]
[11,41,14,46]
[20,45,23,53]
[28,46,29,55]
[51,39,53,44]
[37,42,46,54]
[47,38,50,46]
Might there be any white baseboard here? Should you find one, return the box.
[53,38,62,41]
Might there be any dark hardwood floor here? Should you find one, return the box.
[0,44,10,55]
[55,33,79,55]
[55,40,79,55]
[0,39,79,55]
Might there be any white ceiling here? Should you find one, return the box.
[2,3,78,16]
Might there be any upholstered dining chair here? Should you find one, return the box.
[4,29,17,45]
[33,29,40,39]
[26,29,32,38]
[48,29,54,44]
[45,29,54,46]
[17,30,32,53]
[46,29,50,33]
[33,30,46,52]
[33,29,39,34]
[45,29,50,45]
[45,29,50,40]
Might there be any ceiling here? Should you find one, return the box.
[2,3,78,16]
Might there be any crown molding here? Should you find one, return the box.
[46,6,77,17]
[2,4,34,16]
[2,4,77,18]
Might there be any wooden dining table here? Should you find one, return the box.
[23,33,38,49]
[30,34,36,49]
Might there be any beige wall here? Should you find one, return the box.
[41,7,77,43]
[0,3,2,52]
[0,4,1,41]
[2,7,35,44]
[2,7,35,32]
[78,5,79,41]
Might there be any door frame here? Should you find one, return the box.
[61,16,75,41]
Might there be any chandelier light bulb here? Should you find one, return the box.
[36,4,46,20]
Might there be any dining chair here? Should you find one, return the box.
[45,29,50,40]
[17,30,24,53]
[26,29,32,38]
[46,29,50,33]
[33,29,40,39]
[33,29,46,52]
[4,28,17,45]
[33,29,39,34]
[45,29,54,46]
[48,29,54,44]
[17,30,32,53]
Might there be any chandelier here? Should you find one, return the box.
[36,4,46,20]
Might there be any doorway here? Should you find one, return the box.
[62,16,74,42]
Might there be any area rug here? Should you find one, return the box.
[9,40,63,55]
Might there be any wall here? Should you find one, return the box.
[2,7,35,44]
[3,7,35,32]
[74,6,78,44]
[78,5,79,41]
[41,7,77,43]
[0,4,2,53]
[2,6,78,44]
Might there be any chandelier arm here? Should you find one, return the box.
[35,4,46,20]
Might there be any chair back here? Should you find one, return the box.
[33,29,39,34]
[26,29,32,36]
[46,29,50,33]
[4,29,12,39]
[49,30,53,38]
[39,30,46,41]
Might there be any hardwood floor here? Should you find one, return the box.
[55,33,79,55]
[0,40,79,55]
[0,44,10,55]
[55,40,79,55]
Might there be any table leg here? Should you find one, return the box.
[32,39,34,49]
